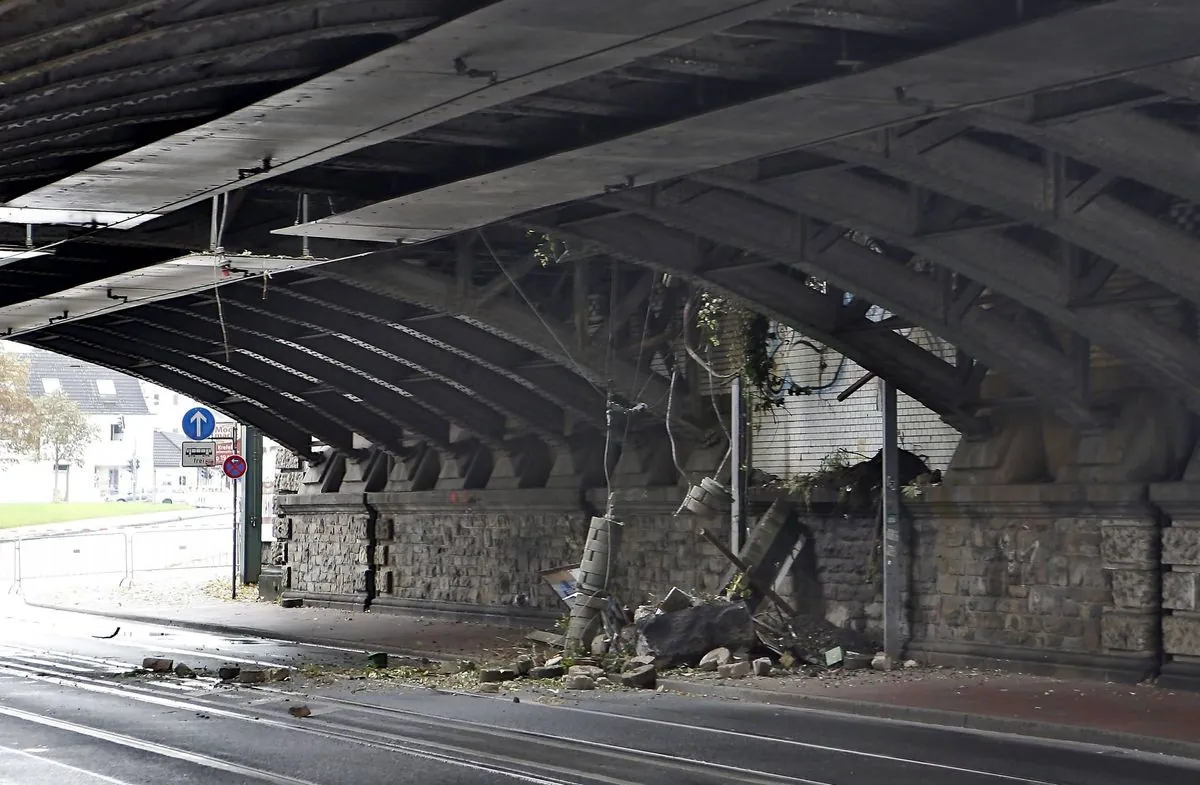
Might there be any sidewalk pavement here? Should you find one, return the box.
[23,593,1200,760]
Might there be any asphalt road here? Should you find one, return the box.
[0,602,1196,785]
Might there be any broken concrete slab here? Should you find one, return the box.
[234,669,267,684]
[658,587,694,613]
[288,705,312,718]
[479,667,518,683]
[699,647,732,672]
[718,661,752,679]
[752,657,772,676]
[478,683,502,693]
[872,653,893,672]
[618,664,657,689]
[142,657,173,673]
[564,674,596,690]
[280,598,303,609]
[530,664,565,679]
[218,666,241,681]
[567,664,604,680]
[172,663,196,679]
[526,630,566,647]
[591,634,610,657]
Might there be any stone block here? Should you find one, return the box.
[1100,524,1157,568]
[1164,571,1200,612]
[1101,610,1157,652]
[1109,569,1157,609]
[273,518,293,540]
[1164,527,1200,567]
[1163,614,1200,657]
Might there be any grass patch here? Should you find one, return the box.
[0,502,191,529]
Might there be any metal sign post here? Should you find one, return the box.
[881,380,902,662]
[231,472,239,600]
[239,426,263,585]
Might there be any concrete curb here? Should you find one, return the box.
[22,602,454,665]
[658,679,1200,762]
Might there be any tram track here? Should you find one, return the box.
[0,652,833,785]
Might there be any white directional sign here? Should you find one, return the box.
[182,407,215,440]
[182,441,217,467]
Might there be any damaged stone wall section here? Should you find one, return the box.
[274,487,732,617]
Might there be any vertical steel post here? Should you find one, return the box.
[730,376,747,554]
[241,426,264,584]
[231,472,239,599]
[881,380,902,662]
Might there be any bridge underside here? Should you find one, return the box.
[4,1,1200,683]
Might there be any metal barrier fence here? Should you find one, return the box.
[1,524,233,594]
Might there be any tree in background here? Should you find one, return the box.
[0,352,40,459]
[31,392,97,502]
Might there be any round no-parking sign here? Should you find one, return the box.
[223,454,247,480]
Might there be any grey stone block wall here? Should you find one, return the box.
[276,494,372,602]
[1150,483,1200,664]
[370,489,730,611]
[905,485,1144,661]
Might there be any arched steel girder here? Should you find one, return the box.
[21,331,325,457]
[968,106,1200,208]
[531,212,986,434]
[593,185,1096,426]
[60,316,385,453]
[807,121,1200,305]
[210,283,568,448]
[693,165,1200,416]
[286,276,610,431]
[134,300,483,454]
[315,255,695,434]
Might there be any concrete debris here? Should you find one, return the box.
[367,652,389,669]
[634,604,657,624]
[618,664,657,689]
[514,654,534,676]
[272,668,293,682]
[824,647,844,667]
[591,634,610,657]
[564,674,596,690]
[173,663,196,679]
[525,630,566,647]
[280,598,303,609]
[478,683,502,693]
[218,666,241,681]
[844,652,872,671]
[718,661,752,679]
[752,657,773,677]
[288,705,312,718]
[545,655,564,668]
[479,667,518,683]
[627,654,656,669]
[567,664,605,680]
[529,664,565,679]
[142,657,174,673]
[636,599,755,667]
[658,587,694,614]
[699,647,732,672]
[596,676,612,687]
[234,669,268,684]
[903,659,919,669]
[871,653,893,672]
[440,660,475,675]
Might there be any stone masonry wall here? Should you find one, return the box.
[906,484,1163,679]
[371,489,730,612]
[276,494,373,606]
[275,488,732,616]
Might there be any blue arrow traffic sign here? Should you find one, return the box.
[182,406,215,440]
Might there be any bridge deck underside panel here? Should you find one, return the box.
[4,1,1200,460]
